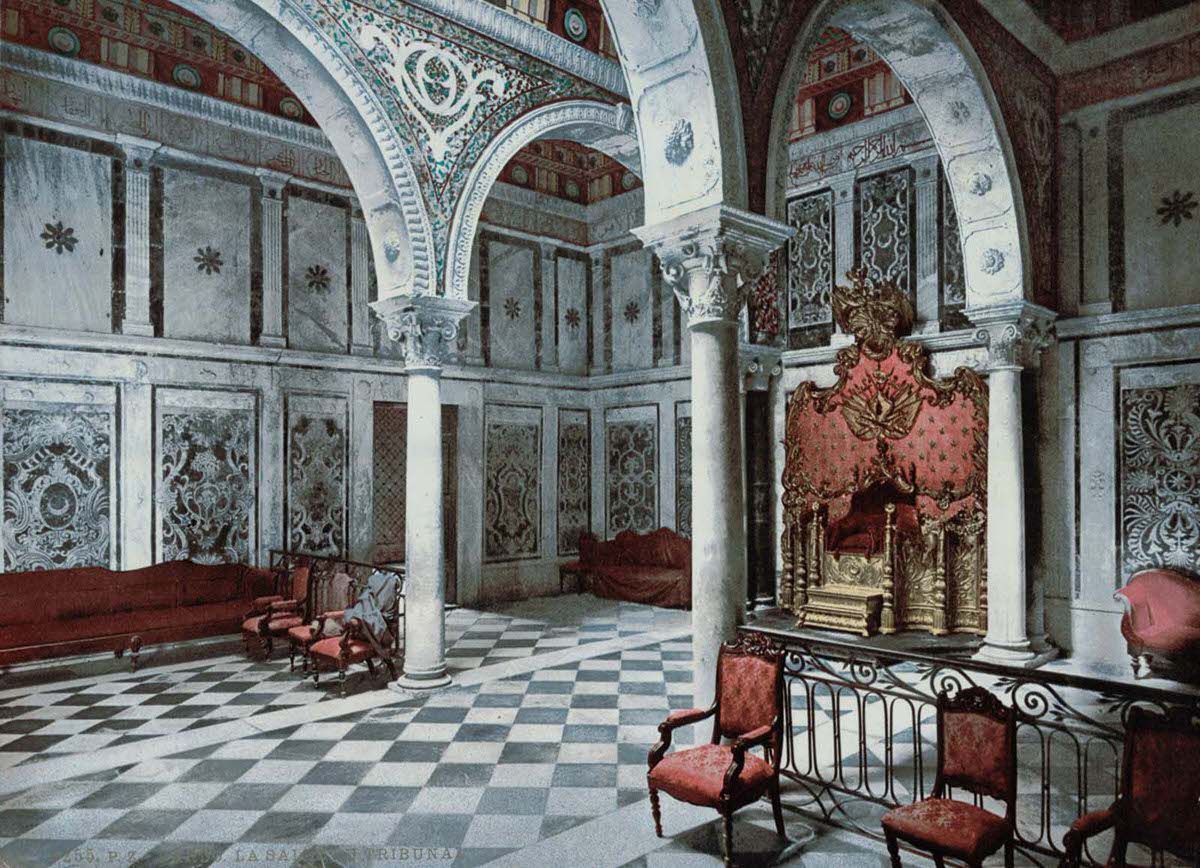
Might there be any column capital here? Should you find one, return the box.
[739,344,783,393]
[632,205,793,327]
[255,168,291,199]
[115,134,161,170]
[371,294,476,372]
[968,300,1056,370]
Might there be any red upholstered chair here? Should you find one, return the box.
[647,633,787,868]
[241,561,311,657]
[1115,569,1200,679]
[881,687,1017,868]
[286,570,357,673]
[1062,706,1200,868]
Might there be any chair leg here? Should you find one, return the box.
[933,855,945,868]
[338,665,347,698]
[289,644,297,672]
[884,830,902,868]
[722,811,734,868]
[263,635,273,658]
[312,664,319,688]
[769,778,786,838]
[366,658,377,677]
[1004,839,1014,868]
[649,788,662,837]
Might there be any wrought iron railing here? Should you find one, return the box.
[740,618,1200,867]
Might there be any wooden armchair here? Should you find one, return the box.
[286,569,358,673]
[241,556,311,657]
[1062,706,1200,868]
[647,633,787,867]
[309,568,403,696]
[881,687,1017,868]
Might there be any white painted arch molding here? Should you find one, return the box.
[600,0,748,223]
[443,99,639,299]
[169,0,436,297]
[766,0,1031,306]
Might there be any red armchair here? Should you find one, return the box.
[881,687,1017,868]
[286,570,356,673]
[1115,568,1200,679]
[1062,706,1200,867]
[309,569,402,696]
[241,561,310,657]
[647,633,787,867]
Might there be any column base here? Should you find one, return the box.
[258,335,287,349]
[122,322,155,337]
[351,342,374,357]
[394,666,452,690]
[972,639,1057,669]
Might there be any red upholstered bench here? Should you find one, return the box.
[578,527,691,609]
[0,560,275,670]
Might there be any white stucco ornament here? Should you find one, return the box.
[632,0,662,18]
[968,172,992,196]
[980,248,1005,275]
[664,119,695,166]
[357,23,508,165]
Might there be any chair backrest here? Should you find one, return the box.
[1119,707,1200,858]
[715,633,784,756]
[934,687,1016,810]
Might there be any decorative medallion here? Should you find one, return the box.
[968,172,993,197]
[510,164,530,185]
[172,63,202,88]
[1158,190,1197,227]
[624,301,641,324]
[504,297,521,320]
[980,248,1005,275]
[827,91,853,120]
[948,100,971,123]
[563,8,589,42]
[194,246,224,275]
[40,221,78,255]
[633,0,662,17]
[46,26,81,56]
[305,264,331,292]
[621,171,638,191]
[664,119,694,167]
[564,307,581,331]
[279,97,305,120]
[564,179,581,199]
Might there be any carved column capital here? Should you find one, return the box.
[968,301,1056,370]
[370,295,476,372]
[116,134,161,171]
[633,205,793,328]
[255,168,291,200]
[740,344,783,393]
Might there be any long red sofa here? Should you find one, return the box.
[577,527,691,609]
[0,560,275,669]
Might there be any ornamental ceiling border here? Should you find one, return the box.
[297,0,622,293]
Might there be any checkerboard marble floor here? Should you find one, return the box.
[0,597,687,772]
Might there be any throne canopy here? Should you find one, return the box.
[781,270,988,526]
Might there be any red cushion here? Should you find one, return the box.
[310,636,374,665]
[590,566,690,608]
[1128,722,1200,846]
[648,744,773,809]
[5,601,248,651]
[942,710,1010,796]
[287,625,316,645]
[264,615,304,636]
[882,799,1010,861]
[243,616,267,634]
[718,652,779,741]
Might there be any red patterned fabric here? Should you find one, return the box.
[264,615,303,636]
[1117,570,1200,654]
[577,528,691,609]
[665,708,709,727]
[717,652,779,741]
[288,566,311,602]
[648,743,773,809]
[882,799,1010,861]
[942,710,1011,796]
[310,636,374,666]
[1127,723,1200,847]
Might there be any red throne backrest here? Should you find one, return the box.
[1124,708,1200,852]
[937,688,1014,800]
[717,644,782,742]
[1117,569,1200,639]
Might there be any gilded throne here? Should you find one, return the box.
[779,271,988,637]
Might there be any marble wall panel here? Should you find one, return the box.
[4,135,113,333]
[675,404,692,539]
[484,404,542,561]
[557,408,590,555]
[609,247,654,372]
[1118,99,1200,311]
[556,255,589,376]
[154,389,256,565]
[285,393,347,557]
[162,167,251,344]
[857,167,915,308]
[485,239,538,371]
[1,382,118,571]
[287,193,349,353]
[605,405,658,536]
[786,189,835,336]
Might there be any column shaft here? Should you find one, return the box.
[257,172,288,348]
[350,209,372,355]
[123,164,154,336]
[539,243,558,371]
[913,157,940,330]
[400,367,450,687]
[690,317,747,711]
[981,365,1032,660]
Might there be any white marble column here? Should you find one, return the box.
[830,177,856,346]
[913,155,940,332]
[589,251,605,375]
[350,202,373,356]
[372,294,476,689]
[970,302,1055,665]
[634,206,792,710]
[539,241,559,372]
[256,170,289,349]
[117,136,159,337]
